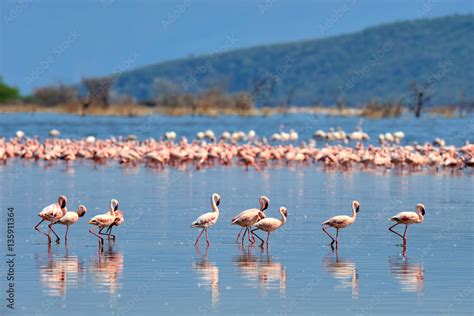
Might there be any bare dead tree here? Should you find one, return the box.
[336,97,346,114]
[411,82,431,118]
[263,76,277,108]
[33,84,78,106]
[82,76,115,107]
[284,85,297,115]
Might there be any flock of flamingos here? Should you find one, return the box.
[35,194,425,249]
[1,128,473,171]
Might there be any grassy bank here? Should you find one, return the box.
[0,102,469,118]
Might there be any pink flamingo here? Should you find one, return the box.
[35,196,68,244]
[191,193,221,246]
[322,201,360,246]
[88,199,118,246]
[53,205,87,242]
[388,204,425,244]
[231,196,269,244]
[105,207,124,240]
[251,207,287,248]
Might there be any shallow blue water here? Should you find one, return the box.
[0,114,473,315]
[0,162,472,315]
[0,113,473,146]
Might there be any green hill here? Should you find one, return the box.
[113,14,474,106]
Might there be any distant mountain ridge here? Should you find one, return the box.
[112,14,473,106]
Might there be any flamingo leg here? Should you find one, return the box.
[34,219,51,243]
[336,229,339,244]
[65,225,69,241]
[195,229,205,246]
[236,227,244,243]
[322,226,336,245]
[105,225,116,240]
[402,224,408,243]
[251,228,265,246]
[48,223,61,244]
[247,227,254,244]
[389,223,405,241]
[265,232,270,248]
[205,228,210,246]
[89,226,104,245]
[241,227,248,244]
[99,228,111,239]
[249,227,256,243]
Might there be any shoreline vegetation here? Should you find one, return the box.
[1,77,472,119]
[0,102,469,118]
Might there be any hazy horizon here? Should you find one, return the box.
[1,0,473,94]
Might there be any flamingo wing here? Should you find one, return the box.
[192,212,216,227]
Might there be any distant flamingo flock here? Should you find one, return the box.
[3,128,474,171]
[35,194,424,249]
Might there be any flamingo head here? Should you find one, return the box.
[280,207,288,218]
[259,196,270,212]
[352,200,360,213]
[110,199,119,211]
[77,205,87,217]
[213,193,221,206]
[58,196,67,209]
[416,204,425,216]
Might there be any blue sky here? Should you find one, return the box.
[1,0,473,94]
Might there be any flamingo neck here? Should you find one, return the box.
[417,212,424,222]
[211,195,219,213]
[280,212,286,225]
[109,203,115,216]
[352,207,357,221]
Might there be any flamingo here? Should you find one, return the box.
[88,199,118,246]
[104,206,124,241]
[388,204,425,244]
[251,207,287,248]
[322,201,360,246]
[35,196,68,244]
[191,193,221,246]
[231,196,269,244]
[53,204,87,242]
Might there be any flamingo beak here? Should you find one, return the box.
[421,207,425,215]
[356,205,360,213]
[216,197,220,206]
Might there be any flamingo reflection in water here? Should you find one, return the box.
[323,248,359,299]
[89,244,124,295]
[36,244,85,297]
[234,245,286,296]
[193,246,219,309]
[389,247,424,294]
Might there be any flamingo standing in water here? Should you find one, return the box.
[53,204,87,242]
[104,203,124,240]
[252,207,287,248]
[322,201,360,246]
[231,196,269,244]
[35,196,68,244]
[191,193,221,246]
[88,199,119,246]
[388,204,425,244]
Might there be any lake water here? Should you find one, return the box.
[0,113,473,146]
[0,113,473,315]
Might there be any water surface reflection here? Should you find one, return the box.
[36,245,85,297]
[323,249,359,299]
[234,246,286,296]
[89,244,124,295]
[389,252,424,294]
[193,246,220,309]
